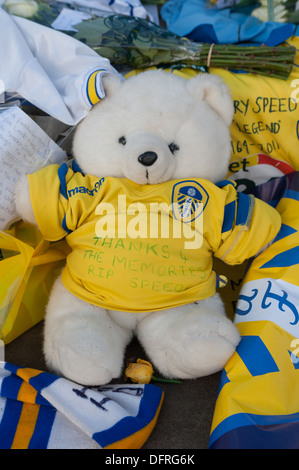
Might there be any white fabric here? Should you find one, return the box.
[54,0,151,19]
[0,8,121,125]
[0,362,163,449]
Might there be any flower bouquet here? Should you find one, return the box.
[72,14,296,79]
[1,0,297,79]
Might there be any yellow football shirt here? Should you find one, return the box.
[27,162,281,312]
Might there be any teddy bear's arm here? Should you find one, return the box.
[214,194,282,265]
[18,163,93,241]
[14,174,38,225]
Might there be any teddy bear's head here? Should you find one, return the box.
[73,70,234,185]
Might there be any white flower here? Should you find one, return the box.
[251,6,268,22]
[251,0,289,22]
[3,0,39,17]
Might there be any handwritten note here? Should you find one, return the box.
[0,106,67,229]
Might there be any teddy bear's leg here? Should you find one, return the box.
[136,293,240,379]
[43,275,133,385]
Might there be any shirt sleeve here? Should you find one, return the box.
[213,184,282,265]
[27,163,74,241]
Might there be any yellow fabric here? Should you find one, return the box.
[17,382,38,405]
[210,36,299,188]
[210,321,299,438]
[27,164,280,312]
[11,402,41,450]
[0,222,68,344]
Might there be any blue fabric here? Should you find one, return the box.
[209,412,299,448]
[235,192,252,226]
[236,335,279,376]
[57,162,69,199]
[161,0,296,45]
[222,200,236,232]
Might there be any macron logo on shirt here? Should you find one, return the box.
[68,177,105,198]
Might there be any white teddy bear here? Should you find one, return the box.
[15,70,281,385]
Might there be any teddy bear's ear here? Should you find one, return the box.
[102,73,124,98]
[187,74,234,126]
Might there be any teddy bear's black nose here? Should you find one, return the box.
[138,151,158,167]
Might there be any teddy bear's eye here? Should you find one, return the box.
[168,143,179,154]
[118,136,127,145]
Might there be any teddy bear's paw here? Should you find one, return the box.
[44,312,132,386]
[137,307,240,380]
[14,174,37,225]
[47,345,117,386]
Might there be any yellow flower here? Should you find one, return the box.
[125,359,154,384]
